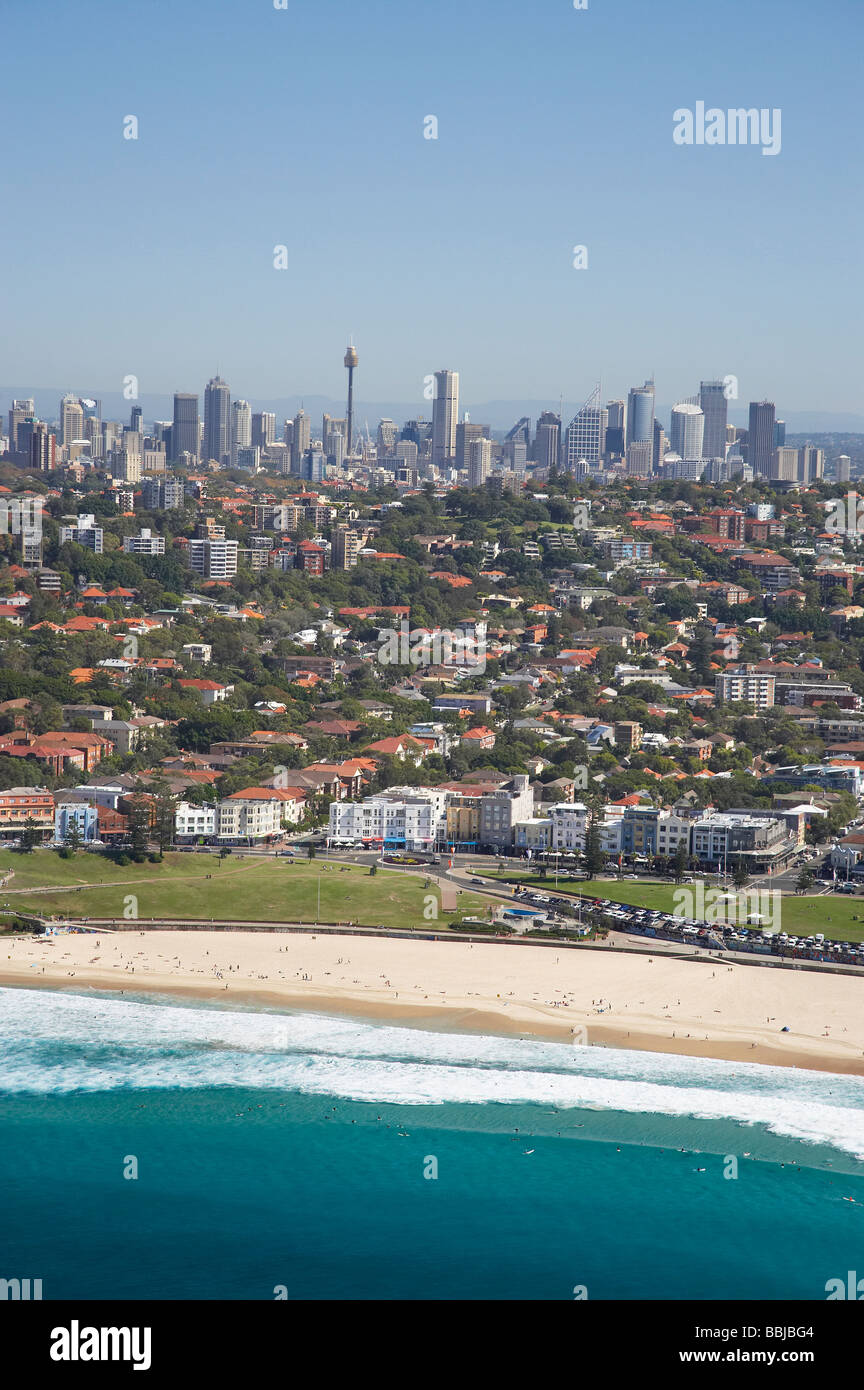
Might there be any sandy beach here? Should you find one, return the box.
[3,927,864,1075]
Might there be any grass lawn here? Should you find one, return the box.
[485,871,864,944]
[0,850,485,929]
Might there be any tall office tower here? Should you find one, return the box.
[172,393,199,462]
[774,420,786,447]
[626,440,653,476]
[653,419,668,471]
[332,525,360,570]
[432,370,459,466]
[231,399,252,466]
[455,420,486,472]
[304,448,327,482]
[604,399,625,457]
[377,419,398,456]
[30,421,55,472]
[699,380,728,459]
[626,379,655,444]
[748,401,776,477]
[502,438,528,472]
[394,438,418,468]
[8,400,34,456]
[344,343,358,457]
[770,446,799,481]
[534,412,561,469]
[468,437,492,488]
[130,404,143,435]
[325,431,345,467]
[563,387,604,471]
[506,417,531,451]
[836,455,852,483]
[291,409,310,474]
[251,411,276,451]
[203,376,231,465]
[112,448,142,484]
[670,402,705,460]
[798,444,824,484]
[84,416,102,458]
[60,394,84,449]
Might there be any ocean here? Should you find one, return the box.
[1,985,863,1301]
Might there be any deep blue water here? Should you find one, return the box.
[2,987,863,1300]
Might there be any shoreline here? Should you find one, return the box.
[4,928,864,1076]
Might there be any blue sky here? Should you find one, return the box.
[2,0,861,419]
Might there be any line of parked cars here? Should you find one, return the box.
[509,887,864,967]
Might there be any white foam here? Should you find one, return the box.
[3,987,863,1159]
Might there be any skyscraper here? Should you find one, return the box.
[252,411,275,450]
[377,419,398,456]
[60,394,84,449]
[626,379,655,445]
[172,393,200,463]
[8,400,34,458]
[203,376,231,465]
[291,409,310,475]
[432,370,459,467]
[836,455,852,483]
[455,420,487,472]
[670,402,705,461]
[563,387,604,471]
[699,381,728,460]
[604,399,626,457]
[468,437,492,488]
[534,412,561,470]
[231,399,252,467]
[748,401,776,477]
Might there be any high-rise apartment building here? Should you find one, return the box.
[60,394,84,449]
[468,437,492,488]
[188,538,239,580]
[332,525,360,570]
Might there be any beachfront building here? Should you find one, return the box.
[216,789,284,845]
[327,791,443,850]
[549,803,591,851]
[514,818,552,852]
[54,802,99,844]
[0,787,56,842]
[174,802,217,842]
[689,812,797,873]
[478,775,533,850]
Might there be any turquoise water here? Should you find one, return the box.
[2,986,863,1300]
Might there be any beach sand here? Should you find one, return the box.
[3,928,864,1075]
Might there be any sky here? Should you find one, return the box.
[1,0,862,422]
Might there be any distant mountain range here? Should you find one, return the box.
[3,387,863,438]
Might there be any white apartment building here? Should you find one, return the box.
[188,538,239,580]
[328,792,441,849]
[549,803,590,850]
[175,802,217,840]
[123,528,165,556]
[715,667,776,709]
[216,793,283,843]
